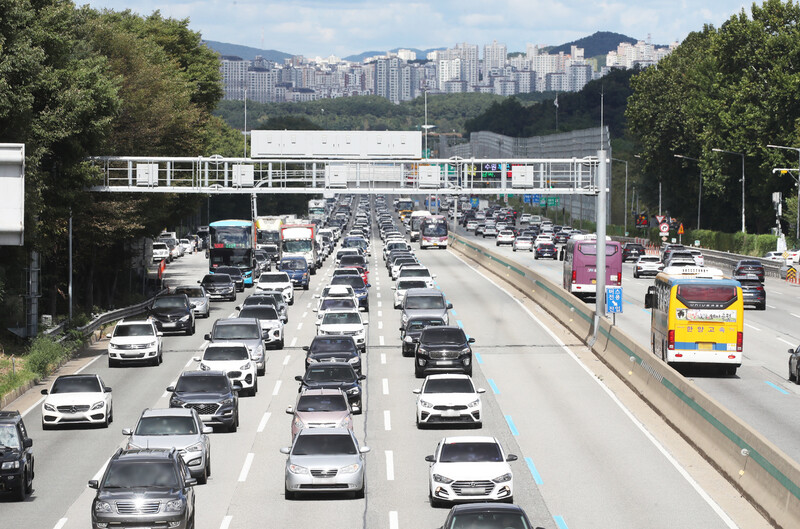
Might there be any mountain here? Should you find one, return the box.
[202,40,292,62]
[546,31,639,58]
[344,47,445,63]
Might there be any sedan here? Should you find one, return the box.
[41,374,113,429]
[413,374,484,428]
[534,243,557,260]
[495,230,515,246]
[512,236,534,252]
[440,503,534,529]
[482,225,498,238]
[285,389,355,438]
[172,285,211,319]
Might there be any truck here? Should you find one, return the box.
[281,224,318,274]
[308,199,326,224]
[255,216,283,250]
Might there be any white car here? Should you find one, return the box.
[106,319,163,367]
[396,266,436,289]
[496,230,515,246]
[383,241,411,260]
[256,272,294,305]
[236,304,285,349]
[466,220,479,232]
[512,236,534,252]
[314,296,359,324]
[195,342,258,396]
[152,242,170,263]
[426,436,516,507]
[633,255,664,278]
[180,238,193,253]
[519,214,532,224]
[534,234,554,246]
[688,249,704,266]
[313,285,358,311]
[41,374,113,429]
[316,310,368,352]
[392,278,429,309]
[413,374,484,428]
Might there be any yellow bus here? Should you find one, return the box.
[644,266,743,376]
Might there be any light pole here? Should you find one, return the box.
[673,154,702,230]
[712,148,746,232]
[422,88,435,159]
[611,158,628,234]
[767,144,800,241]
[243,87,248,158]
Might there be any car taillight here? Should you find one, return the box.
[667,330,675,350]
[616,272,621,284]
[736,332,743,352]
[571,270,576,284]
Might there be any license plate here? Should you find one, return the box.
[460,487,484,495]
[162,322,177,328]
[433,242,439,246]
[697,343,713,350]
[436,360,454,365]
[442,410,460,417]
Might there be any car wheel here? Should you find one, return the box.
[198,464,208,485]
[15,469,27,501]
[285,487,296,500]
[353,485,365,499]
[414,361,425,379]
[513,248,517,252]
[108,358,116,368]
[228,419,238,433]
[187,322,195,336]
[795,367,800,385]
[277,339,285,350]
[303,283,309,290]
[204,309,210,318]
[429,492,445,508]
[633,271,638,279]
[289,298,294,306]
[759,302,766,311]
[790,365,796,382]
[534,255,538,260]
[464,366,473,377]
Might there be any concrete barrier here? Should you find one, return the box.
[449,233,800,529]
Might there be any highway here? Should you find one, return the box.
[0,205,770,529]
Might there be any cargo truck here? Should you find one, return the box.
[281,224,318,274]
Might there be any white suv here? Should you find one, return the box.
[413,374,484,428]
[256,272,294,305]
[316,310,368,352]
[106,319,162,367]
[152,242,170,263]
[194,343,258,396]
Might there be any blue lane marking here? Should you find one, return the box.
[475,351,483,364]
[456,320,464,328]
[488,379,500,394]
[641,308,650,315]
[504,415,519,435]
[765,381,790,395]
[524,457,543,485]
[623,299,635,305]
[450,309,457,316]
[554,516,569,529]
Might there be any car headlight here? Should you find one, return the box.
[432,474,454,484]
[164,499,184,512]
[307,357,319,364]
[293,417,304,429]
[199,363,210,371]
[146,341,157,348]
[339,463,360,474]
[2,461,20,470]
[347,357,359,364]
[345,387,360,395]
[240,362,252,370]
[126,442,143,450]
[338,416,352,428]
[108,342,118,350]
[185,441,203,452]
[461,347,471,355]
[179,314,191,322]
[493,473,513,483]
[222,398,233,405]
[401,313,408,323]
[417,347,428,356]
[94,501,113,513]
[419,399,433,408]
[288,464,309,475]
[44,403,55,412]
[91,400,105,410]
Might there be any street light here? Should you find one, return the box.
[712,148,746,232]
[422,88,436,159]
[243,87,248,158]
[673,154,702,230]
[767,144,800,241]
[611,158,628,234]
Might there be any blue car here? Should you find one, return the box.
[278,257,310,290]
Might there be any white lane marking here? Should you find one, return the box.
[376,292,381,298]
[302,311,308,318]
[306,302,311,308]
[791,313,800,319]
[297,322,303,330]
[220,515,233,529]
[380,353,387,364]
[389,512,399,529]
[238,453,255,482]
[21,396,46,418]
[257,412,271,433]
[378,301,383,308]
[379,335,385,346]
[283,354,291,365]
[378,321,383,330]
[767,304,776,309]
[778,338,795,347]
[384,410,392,431]
[184,358,195,368]
[385,450,395,480]
[272,380,282,395]
[382,378,389,395]
[228,311,237,318]
[378,310,383,317]
[75,353,102,374]
[290,337,297,347]
[449,251,741,529]
[52,519,68,529]
[744,323,761,332]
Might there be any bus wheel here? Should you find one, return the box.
[723,365,737,376]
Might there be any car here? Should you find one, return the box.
[413,374,484,428]
[88,448,196,529]
[280,428,369,500]
[152,242,170,263]
[180,238,193,253]
[316,310,368,352]
[660,243,686,263]
[396,266,436,289]
[622,243,646,262]
[256,271,295,305]
[414,326,475,378]
[439,503,534,529]
[425,436,516,507]
[391,257,420,280]
[534,234,553,246]
[41,374,113,429]
[278,256,311,290]
[401,316,446,357]
[534,242,557,260]
[633,255,664,278]
[764,251,788,262]
[237,304,285,349]
[787,343,800,383]
[172,285,211,318]
[123,408,212,483]
[495,230,515,246]
[482,225,498,238]
[733,259,765,282]
[204,318,266,376]
[199,273,236,302]
[303,335,362,375]
[475,224,486,236]
[313,285,358,312]
[392,278,429,309]
[512,236,534,252]
[194,343,258,396]
[0,410,34,500]
[519,213,532,224]
[330,275,371,311]
[294,363,366,410]
[285,389,356,438]
[466,220,479,232]
[148,294,195,336]
[688,249,705,266]
[261,243,280,263]
[168,371,240,432]
[106,319,163,367]
[553,230,571,244]
[664,251,697,267]
[214,266,245,292]
[401,289,452,330]
[314,296,359,324]
[735,274,766,310]
[339,254,369,272]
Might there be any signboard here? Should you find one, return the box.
[251,130,422,158]
[531,194,541,204]
[470,197,479,209]
[656,215,666,224]
[606,286,623,314]
[659,222,670,235]
[678,223,684,235]
[545,196,560,207]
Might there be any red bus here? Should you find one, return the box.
[420,215,449,249]
[561,235,622,299]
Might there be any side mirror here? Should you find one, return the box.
[446,303,453,309]
[506,454,518,462]
[105,333,112,339]
[302,346,310,352]
[122,428,132,436]
[295,375,303,382]
[202,426,213,434]
[351,405,360,414]
[366,284,371,288]
[286,406,294,414]
[204,333,212,341]
[279,447,291,455]
[23,438,33,448]
[468,337,476,344]
[232,383,243,392]
[359,446,371,454]
[424,455,435,463]
[313,294,320,298]
[104,387,112,393]
[644,286,656,309]
[184,478,198,487]
[88,480,99,489]
[197,280,201,284]
[312,309,318,312]
[359,375,366,380]
[157,332,164,337]
[362,320,369,325]
[559,249,565,261]
[477,388,486,394]
[789,349,796,354]
[40,389,48,395]
[166,386,175,392]
[235,306,241,310]
[412,389,421,394]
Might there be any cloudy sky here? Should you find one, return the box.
[82,0,750,57]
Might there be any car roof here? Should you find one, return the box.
[178,369,227,378]
[424,373,472,381]
[0,410,22,423]
[140,408,195,418]
[298,388,347,397]
[113,448,179,462]
[216,317,259,326]
[441,435,498,444]
[405,288,441,296]
[206,341,248,349]
[448,503,527,515]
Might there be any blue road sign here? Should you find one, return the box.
[606,286,623,314]
[470,197,479,209]
[531,194,541,204]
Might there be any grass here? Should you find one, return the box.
[1,335,81,405]
[0,354,38,399]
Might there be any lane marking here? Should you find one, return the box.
[378,301,382,308]
[524,456,544,485]
[791,313,800,319]
[475,352,484,364]
[290,337,297,347]
[378,310,383,317]
[376,292,381,298]
[385,450,395,480]
[91,457,111,482]
[238,453,255,482]
[456,319,464,328]
[744,323,761,331]
[389,511,399,529]
[378,321,383,330]
[505,415,519,435]
[488,379,500,394]
[765,381,789,395]
[52,519,68,529]
[297,322,303,330]
[21,396,46,418]
[220,515,233,529]
[283,355,291,366]
[384,410,392,431]
[777,337,795,347]
[767,304,776,309]
[380,353,387,364]
[379,335,385,346]
[306,302,311,308]
[257,412,271,433]
[554,515,569,529]
[272,380,282,395]
[382,378,389,395]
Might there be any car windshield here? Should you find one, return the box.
[407,319,445,332]
[0,424,20,449]
[640,257,660,263]
[134,416,198,436]
[424,378,474,394]
[296,395,348,412]
[281,260,306,270]
[439,442,503,463]
[244,296,278,307]
[175,376,229,393]
[213,324,260,340]
[446,513,530,529]
[152,297,186,309]
[204,346,249,361]
[114,324,154,337]
[422,328,466,345]
[398,280,427,290]
[203,274,231,284]
[305,366,356,383]
[321,299,357,311]
[102,461,180,489]
[292,433,357,455]
[175,287,204,297]
[331,276,365,289]
[153,243,167,250]
[406,295,445,310]
[310,337,357,353]
[216,267,242,278]
[239,306,279,320]
[340,256,365,266]
[260,274,289,283]
[400,269,431,278]
[51,376,101,394]
[322,312,362,325]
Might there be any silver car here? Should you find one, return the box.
[280,428,369,499]
[204,318,266,376]
[173,286,210,318]
[123,408,212,483]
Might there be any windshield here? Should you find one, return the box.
[292,433,357,455]
[102,461,180,489]
[440,442,502,463]
[175,287,204,297]
[321,299,357,311]
[51,376,101,394]
[175,375,229,393]
[406,295,445,310]
[134,416,198,436]
[152,297,186,309]
[0,424,20,449]
[114,324,154,337]
[239,307,279,320]
[305,366,356,383]
[260,274,289,284]
[210,226,251,248]
[331,276,365,289]
[283,240,312,253]
[243,296,278,307]
[203,274,231,284]
[204,345,249,361]
[280,259,307,270]
[215,267,242,278]
[423,378,474,394]
[676,285,737,303]
[322,312,362,325]
[446,513,530,529]
[400,269,431,278]
[577,243,619,256]
[213,324,260,340]
[421,328,466,345]
[310,337,357,353]
[407,319,445,332]
[398,280,427,290]
[296,395,348,412]
[153,243,167,251]
[340,256,365,266]
[342,238,366,249]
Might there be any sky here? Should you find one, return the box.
[81,0,751,57]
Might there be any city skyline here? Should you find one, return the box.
[84,0,749,58]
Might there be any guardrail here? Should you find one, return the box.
[448,232,800,529]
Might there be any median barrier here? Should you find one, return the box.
[449,233,800,529]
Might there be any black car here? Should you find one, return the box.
[534,243,558,260]
[303,335,362,375]
[438,503,533,529]
[0,411,34,501]
[733,260,765,283]
[89,448,196,529]
[330,275,370,311]
[295,362,366,410]
[168,371,241,432]
[199,273,236,301]
[261,243,280,263]
[401,316,446,357]
[622,243,646,262]
[554,230,571,244]
[148,294,195,336]
[735,274,766,310]
[414,326,475,378]
[214,266,245,291]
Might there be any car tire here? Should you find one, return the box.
[198,464,208,485]
[534,255,539,260]
[228,419,238,433]
[513,248,517,252]
[277,339,285,350]
[204,309,210,318]
[464,366,473,377]
[187,322,195,336]
[108,358,117,368]
[15,469,27,501]
[790,366,796,382]
[414,361,425,379]
[303,282,310,290]
[795,367,800,385]
[429,492,445,508]
[633,271,638,279]
[285,487,296,500]
[289,298,294,306]
[759,302,766,310]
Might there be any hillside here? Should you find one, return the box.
[202,40,292,61]
[548,31,638,57]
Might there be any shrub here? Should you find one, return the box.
[25,336,68,377]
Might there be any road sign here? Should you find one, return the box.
[659,222,669,235]
[470,197,479,209]
[656,215,666,224]
[606,286,623,314]
[546,196,560,207]
[678,223,684,235]
[531,194,541,204]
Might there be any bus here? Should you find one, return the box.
[561,235,622,299]
[209,220,257,286]
[408,210,432,242]
[644,266,743,375]
[420,215,448,249]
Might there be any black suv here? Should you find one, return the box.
[214,266,245,291]
[0,411,34,500]
[148,294,195,335]
[401,316,446,357]
[735,274,766,310]
[199,273,236,301]
[733,260,765,283]
[89,448,196,529]
[295,362,366,411]
[303,336,362,375]
[622,243,646,262]
[414,326,475,378]
[167,371,240,432]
